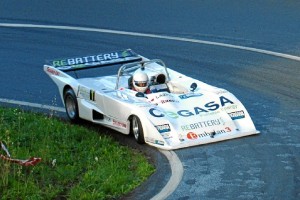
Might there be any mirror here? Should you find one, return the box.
[135,92,147,98]
[190,83,197,92]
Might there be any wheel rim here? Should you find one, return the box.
[65,95,76,118]
[132,117,140,140]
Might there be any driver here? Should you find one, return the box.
[132,70,151,94]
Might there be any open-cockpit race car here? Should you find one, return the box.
[44,49,259,150]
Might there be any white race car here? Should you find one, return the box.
[44,49,259,150]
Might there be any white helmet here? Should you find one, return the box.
[132,71,149,93]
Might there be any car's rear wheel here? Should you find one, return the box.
[64,88,80,123]
[131,116,145,144]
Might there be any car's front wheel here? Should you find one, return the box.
[64,88,80,123]
[131,116,145,144]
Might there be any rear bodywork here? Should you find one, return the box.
[44,49,259,150]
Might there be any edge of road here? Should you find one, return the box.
[150,150,184,200]
[0,98,184,200]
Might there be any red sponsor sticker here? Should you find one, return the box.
[47,67,60,76]
[113,120,127,128]
[187,132,198,140]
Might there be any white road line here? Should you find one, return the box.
[1,23,300,61]
[151,150,184,200]
[0,98,65,112]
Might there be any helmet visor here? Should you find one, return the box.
[134,81,147,87]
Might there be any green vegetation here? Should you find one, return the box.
[0,107,155,199]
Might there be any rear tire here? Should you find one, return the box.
[64,88,80,123]
[131,116,145,144]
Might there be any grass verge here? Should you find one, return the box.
[0,107,155,199]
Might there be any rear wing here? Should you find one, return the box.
[46,49,142,72]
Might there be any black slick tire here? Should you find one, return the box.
[131,115,145,144]
[64,88,80,123]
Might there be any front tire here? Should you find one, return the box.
[131,116,145,144]
[64,88,80,123]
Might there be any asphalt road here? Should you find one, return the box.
[1,1,300,199]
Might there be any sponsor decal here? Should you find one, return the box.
[50,50,138,71]
[155,124,171,133]
[149,96,234,118]
[113,119,127,128]
[185,127,232,140]
[181,118,224,131]
[149,99,179,105]
[149,99,179,106]
[198,131,215,138]
[46,67,60,76]
[155,93,172,99]
[78,86,95,101]
[145,137,164,146]
[222,104,238,111]
[160,99,179,104]
[90,90,95,101]
[52,52,119,67]
[149,93,178,105]
[215,89,228,95]
[160,132,173,140]
[228,110,245,120]
[198,127,232,138]
[187,132,198,140]
[179,93,203,99]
